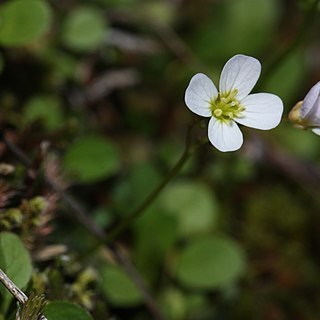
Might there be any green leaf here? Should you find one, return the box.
[175,235,246,290]
[160,287,209,320]
[160,181,218,237]
[0,0,52,46]
[44,301,93,320]
[63,135,120,183]
[134,209,178,280]
[0,232,32,311]
[62,7,107,51]
[160,287,187,320]
[23,95,63,131]
[135,210,178,257]
[99,264,143,306]
[43,50,77,82]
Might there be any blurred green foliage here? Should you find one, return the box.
[62,7,107,52]
[23,95,64,131]
[0,0,320,319]
[63,135,120,183]
[99,264,143,306]
[0,0,51,46]
[175,235,245,289]
[160,181,218,237]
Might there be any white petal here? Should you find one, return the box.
[185,73,218,117]
[305,95,320,126]
[312,128,320,136]
[219,54,261,100]
[301,83,320,126]
[235,93,283,130]
[208,117,243,152]
[300,81,320,118]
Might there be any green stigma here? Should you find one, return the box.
[210,90,245,122]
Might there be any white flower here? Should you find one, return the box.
[288,81,320,136]
[184,54,284,152]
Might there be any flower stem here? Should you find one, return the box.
[104,122,197,245]
[261,0,320,85]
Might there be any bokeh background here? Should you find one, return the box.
[1,0,320,319]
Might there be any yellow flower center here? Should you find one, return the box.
[210,90,245,122]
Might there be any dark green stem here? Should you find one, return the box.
[261,0,320,86]
[104,122,196,244]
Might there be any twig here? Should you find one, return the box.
[85,68,140,103]
[110,244,165,320]
[0,269,28,304]
[0,269,47,320]
[107,28,162,54]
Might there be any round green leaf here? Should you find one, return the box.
[23,95,63,131]
[62,7,107,51]
[134,209,178,280]
[175,235,246,290]
[63,135,120,183]
[135,210,178,257]
[99,264,143,306]
[160,288,208,320]
[160,181,218,236]
[0,232,32,308]
[0,0,52,46]
[44,301,93,320]
[161,287,187,320]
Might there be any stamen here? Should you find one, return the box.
[210,89,245,120]
[214,109,223,117]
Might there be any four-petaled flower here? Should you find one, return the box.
[289,81,320,136]
[184,54,284,152]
